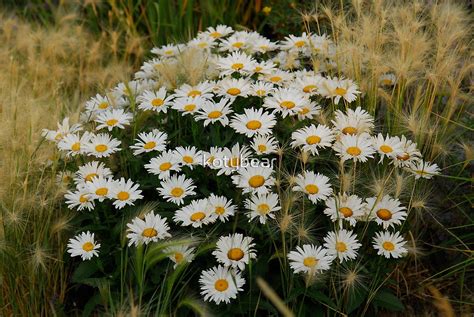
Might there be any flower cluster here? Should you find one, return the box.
[43,25,440,305]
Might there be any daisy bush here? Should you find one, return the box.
[43,25,442,315]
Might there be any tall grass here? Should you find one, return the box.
[0,13,132,315]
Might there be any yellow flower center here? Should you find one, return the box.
[215,206,225,215]
[159,162,172,171]
[303,85,317,93]
[382,79,393,85]
[248,175,265,188]
[98,102,109,110]
[232,42,244,48]
[183,155,194,164]
[71,142,81,152]
[106,119,118,126]
[342,126,358,135]
[280,101,295,109]
[184,104,196,112]
[246,120,262,130]
[210,31,221,38]
[336,242,347,252]
[96,187,108,196]
[299,107,310,115]
[380,145,393,153]
[227,88,241,96]
[95,144,108,153]
[82,242,94,252]
[174,252,184,263]
[227,248,245,261]
[382,241,395,251]
[257,203,270,215]
[171,187,184,197]
[55,133,63,141]
[254,66,263,72]
[229,157,240,167]
[117,191,130,201]
[256,89,266,96]
[376,208,392,221]
[214,279,229,292]
[270,76,282,83]
[231,63,244,70]
[339,207,353,218]
[306,135,321,145]
[208,111,223,119]
[305,184,319,194]
[257,144,267,153]
[164,50,174,55]
[143,141,156,150]
[79,194,89,203]
[397,153,410,161]
[190,211,206,221]
[152,98,164,107]
[335,87,347,96]
[294,40,306,48]
[142,228,158,238]
[197,42,208,48]
[303,256,318,267]
[346,146,361,156]
[187,90,201,97]
[85,173,98,182]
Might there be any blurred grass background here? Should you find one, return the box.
[0,0,472,315]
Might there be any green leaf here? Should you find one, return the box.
[72,261,99,284]
[373,289,404,312]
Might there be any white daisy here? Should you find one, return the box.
[292,74,324,96]
[323,193,365,226]
[251,135,279,155]
[199,265,245,305]
[85,175,114,202]
[287,244,333,275]
[188,34,217,50]
[42,117,82,142]
[260,69,293,86]
[109,178,143,209]
[263,87,307,118]
[251,60,277,76]
[216,51,256,77]
[379,73,397,86]
[331,107,374,136]
[296,102,321,120]
[293,171,332,204]
[67,231,100,261]
[215,143,252,175]
[392,135,422,167]
[333,133,375,163]
[323,229,362,263]
[57,132,92,157]
[126,211,171,247]
[171,96,207,115]
[195,98,233,127]
[213,233,256,271]
[202,146,224,169]
[291,124,335,155]
[64,186,95,211]
[280,33,310,53]
[130,129,168,155]
[137,88,173,113]
[407,160,440,179]
[203,25,234,39]
[251,38,279,54]
[151,43,186,57]
[365,195,407,229]
[145,151,182,180]
[219,32,251,52]
[207,194,236,222]
[372,134,404,163]
[174,81,215,100]
[250,81,275,97]
[232,165,275,195]
[372,231,407,259]
[157,174,196,205]
[173,199,215,228]
[74,161,113,184]
[319,77,360,104]
[216,78,251,99]
[230,108,276,137]
[173,146,204,170]
[95,109,133,131]
[245,192,280,224]
[163,245,195,268]
[85,133,121,158]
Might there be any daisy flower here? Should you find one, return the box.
[323,229,362,263]
[144,150,181,180]
[251,135,279,155]
[188,34,217,50]
[173,146,204,170]
[42,117,82,142]
[157,174,196,205]
[293,171,332,204]
[333,133,375,163]
[130,129,168,155]
[219,32,251,52]
[213,233,257,270]
[323,193,365,226]
[85,133,121,158]
[287,244,333,275]
[171,96,207,115]
[195,98,233,127]
[230,108,276,137]
[173,199,215,228]
[216,51,256,77]
[296,102,321,120]
[202,146,224,169]
[74,161,113,184]
[215,143,253,175]
[95,109,133,131]
[250,81,275,97]
[199,265,245,305]
[64,186,95,211]
[407,160,440,179]
[126,211,171,247]
[331,107,374,136]
[245,192,280,224]
[232,165,275,195]
[292,74,324,96]
[392,135,422,167]
[366,195,407,229]
[216,78,251,99]
[109,178,143,209]
[251,60,277,76]
[291,124,335,155]
[137,88,173,113]
[67,231,100,261]
[263,87,307,118]
[85,175,114,202]
[84,94,115,113]
[151,43,185,57]
[203,24,234,39]
[319,77,360,104]
[163,245,195,268]
[372,134,404,162]
[207,194,236,222]
[251,38,279,54]
[261,69,293,86]
[174,81,215,99]
[379,73,397,86]
[372,231,407,259]
[57,132,92,157]
[280,33,310,53]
